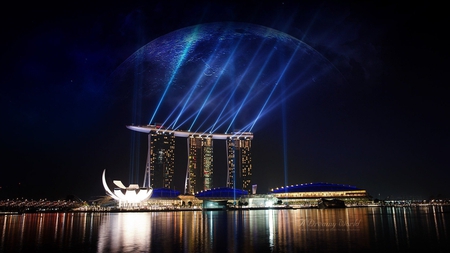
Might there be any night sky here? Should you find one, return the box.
[1,1,448,201]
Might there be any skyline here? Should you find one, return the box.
[1,1,448,201]
[128,124,254,194]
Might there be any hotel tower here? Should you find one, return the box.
[127,125,253,194]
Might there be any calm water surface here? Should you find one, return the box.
[1,206,449,252]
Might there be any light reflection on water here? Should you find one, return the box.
[0,206,449,252]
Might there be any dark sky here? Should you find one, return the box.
[1,1,448,201]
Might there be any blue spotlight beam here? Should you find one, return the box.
[282,85,289,190]
[160,93,196,129]
[164,68,208,129]
[226,40,279,133]
[149,26,201,125]
[166,60,236,132]
[170,33,230,130]
[244,64,325,131]
[188,29,248,132]
[145,23,345,137]
[171,85,232,131]
[196,85,244,134]
[249,43,302,132]
[244,45,341,131]
[188,68,222,131]
[210,28,280,133]
[129,48,145,184]
[196,48,327,134]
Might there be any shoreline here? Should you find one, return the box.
[2,203,450,214]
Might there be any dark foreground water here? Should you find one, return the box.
[1,206,449,252]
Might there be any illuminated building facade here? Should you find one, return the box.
[127,125,253,194]
[102,170,153,208]
[226,136,252,193]
[142,129,175,189]
[186,135,213,195]
[269,182,370,206]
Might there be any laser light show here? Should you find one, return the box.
[113,22,345,134]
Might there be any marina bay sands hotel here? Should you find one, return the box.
[127,124,253,195]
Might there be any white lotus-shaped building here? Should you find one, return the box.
[102,169,153,207]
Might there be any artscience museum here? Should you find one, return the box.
[102,170,153,208]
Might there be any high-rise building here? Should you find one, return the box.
[127,125,253,193]
[186,135,213,195]
[142,129,175,189]
[226,135,252,193]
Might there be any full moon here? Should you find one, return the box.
[112,22,344,133]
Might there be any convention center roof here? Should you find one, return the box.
[151,188,181,198]
[270,182,362,193]
[195,187,248,198]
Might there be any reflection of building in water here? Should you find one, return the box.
[127,125,253,194]
[97,210,151,252]
[247,207,373,252]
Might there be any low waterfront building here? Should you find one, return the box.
[195,187,248,199]
[102,170,153,208]
[269,182,371,206]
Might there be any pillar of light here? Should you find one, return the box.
[211,39,269,133]
[159,94,195,130]
[170,38,227,129]
[243,58,327,131]
[282,79,289,192]
[226,41,278,133]
[194,85,239,133]
[188,31,248,132]
[129,48,145,184]
[248,43,301,131]
[149,27,201,125]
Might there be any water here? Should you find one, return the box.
[1,206,449,252]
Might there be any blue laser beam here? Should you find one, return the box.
[149,27,201,125]
[214,33,291,132]
[171,33,230,130]
[211,35,274,133]
[249,43,302,131]
[146,23,346,138]
[226,40,279,133]
[188,29,248,132]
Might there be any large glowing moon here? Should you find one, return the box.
[112,22,344,133]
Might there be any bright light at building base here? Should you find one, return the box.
[102,170,153,208]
